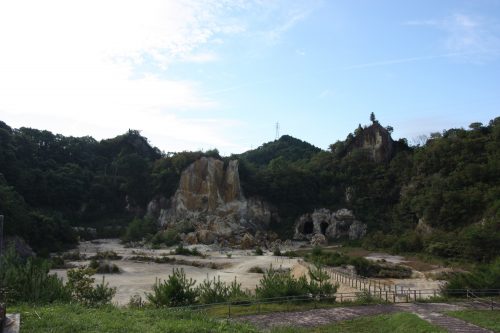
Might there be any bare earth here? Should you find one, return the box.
[51,239,299,305]
[52,239,445,305]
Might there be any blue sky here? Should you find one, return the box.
[1,0,499,154]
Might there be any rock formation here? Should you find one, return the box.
[349,122,394,163]
[293,208,367,243]
[154,157,275,244]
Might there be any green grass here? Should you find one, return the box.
[270,312,446,333]
[447,310,500,332]
[204,298,385,318]
[11,303,258,333]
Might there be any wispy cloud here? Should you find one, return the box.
[0,0,259,153]
[340,52,476,70]
[405,12,500,62]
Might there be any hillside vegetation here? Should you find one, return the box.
[0,116,499,262]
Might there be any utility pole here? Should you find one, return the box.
[275,122,280,140]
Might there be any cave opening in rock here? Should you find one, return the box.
[303,221,314,234]
[320,222,328,235]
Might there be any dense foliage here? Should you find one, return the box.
[305,248,411,279]
[0,116,499,263]
[0,248,115,306]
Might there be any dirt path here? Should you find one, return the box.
[238,303,495,332]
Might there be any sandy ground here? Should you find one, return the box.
[51,239,299,305]
[52,239,445,305]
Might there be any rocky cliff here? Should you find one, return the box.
[293,208,367,244]
[152,157,274,244]
[349,122,394,162]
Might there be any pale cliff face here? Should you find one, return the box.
[174,157,242,212]
[158,157,273,243]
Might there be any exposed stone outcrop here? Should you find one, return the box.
[293,208,367,244]
[349,122,394,163]
[155,157,275,244]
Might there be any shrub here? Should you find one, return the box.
[62,251,86,261]
[307,263,337,296]
[282,250,299,257]
[173,245,202,256]
[273,248,282,256]
[128,294,145,308]
[255,266,309,299]
[146,268,197,307]
[443,257,500,293]
[89,259,120,274]
[248,266,264,273]
[254,247,264,255]
[0,247,70,303]
[151,229,181,246]
[123,217,157,242]
[66,266,116,306]
[197,276,228,304]
[90,250,122,260]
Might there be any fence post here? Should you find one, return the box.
[491,298,494,310]
[385,291,388,302]
[414,290,417,301]
[393,292,396,303]
[340,294,343,302]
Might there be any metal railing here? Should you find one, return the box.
[151,289,500,318]
[466,289,500,310]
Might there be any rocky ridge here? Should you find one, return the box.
[148,157,275,244]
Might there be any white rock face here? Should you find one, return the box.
[293,208,367,243]
[156,157,273,243]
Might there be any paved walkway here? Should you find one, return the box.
[238,303,496,332]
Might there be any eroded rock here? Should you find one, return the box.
[154,157,275,244]
[294,208,367,244]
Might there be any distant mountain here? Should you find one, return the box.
[237,135,321,167]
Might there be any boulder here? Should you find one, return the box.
[310,234,327,246]
[196,229,216,244]
[184,232,198,245]
[240,233,255,249]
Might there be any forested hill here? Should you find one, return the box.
[0,117,499,261]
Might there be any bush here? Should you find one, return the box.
[307,263,337,296]
[254,247,264,255]
[173,245,202,256]
[66,266,116,307]
[151,229,180,246]
[196,276,248,304]
[0,247,70,303]
[443,257,500,293]
[62,251,86,261]
[128,294,145,308]
[90,250,122,260]
[255,266,309,299]
[146,268,197,307]
[89,259,120,274]
[248,266,264,273]
[273,248,282,256]
[122,217,157,242]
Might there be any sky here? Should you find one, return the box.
[1,0,499,155]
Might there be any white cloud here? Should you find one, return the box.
[405,12,500,62]
[0,0,253,153]
[0,0,320,154]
